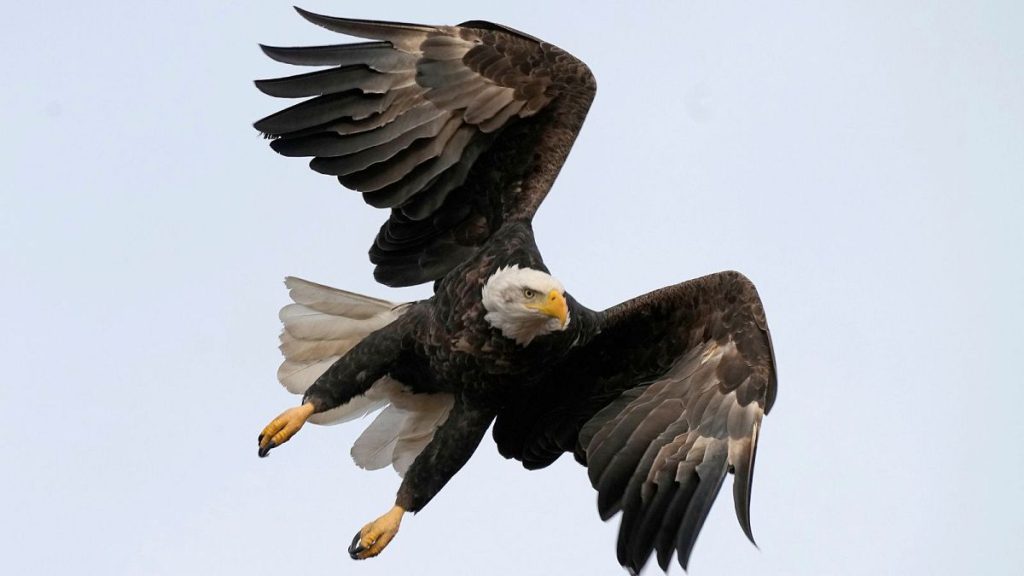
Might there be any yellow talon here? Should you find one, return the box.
[349,506,405,560]
[258,403,314,457]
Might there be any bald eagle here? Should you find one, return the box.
[255,8,777,574]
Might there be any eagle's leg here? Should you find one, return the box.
[348,505,405,560]
[257,403,314,457]
[348,394,496,560]
[258,327,403,457]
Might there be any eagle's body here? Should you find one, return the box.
[256,9,777,573]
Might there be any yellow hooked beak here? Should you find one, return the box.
[531,289,568,328]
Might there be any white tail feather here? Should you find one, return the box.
[276,277,452,472]
[278,357,340,395]
[286,276,395,318]
[277,277,406,420]
[351,380,454,477]
[309,392,389,426]
[350,405,407,469]
[280,303,398,340]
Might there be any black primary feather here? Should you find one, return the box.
[256,8,596,286]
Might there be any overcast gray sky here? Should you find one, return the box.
[3,1,1022,575]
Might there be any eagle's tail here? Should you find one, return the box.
[275,277,453,476]
[277,276,407,425]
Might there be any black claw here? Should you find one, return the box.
[348,531,366,559]
[258,441,276,458]
[258,433,264,443]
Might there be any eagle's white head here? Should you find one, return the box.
[481,265,570,346]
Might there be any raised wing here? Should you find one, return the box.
[493,271,777,573]
[256,8,596,286]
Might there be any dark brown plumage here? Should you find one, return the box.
[255,8,777,573]
[493,271,776,571]
[256,8,595,287]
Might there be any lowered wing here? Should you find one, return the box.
[493,271,777,573]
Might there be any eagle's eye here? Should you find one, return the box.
[523,288,536,299]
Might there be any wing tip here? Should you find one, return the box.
[292,5,318,23]
[253,78,280,98]
[293,6,362,37]
[257,42,278,60]
[731,466,757,545]
[732,418,761,544]
[257,43,310,67]
[292,6,434,41]
[252,114,280,138]
[738,513,757,546]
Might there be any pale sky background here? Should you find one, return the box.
[3,2,1022,575]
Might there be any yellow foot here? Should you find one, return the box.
[348,506,405,560]
[257,403,315,457]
